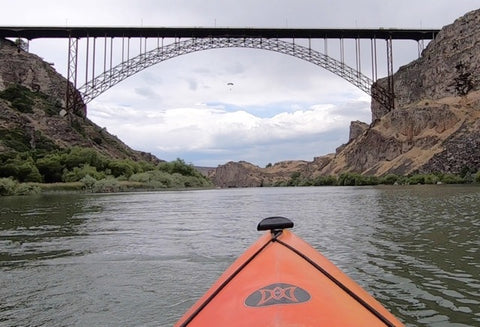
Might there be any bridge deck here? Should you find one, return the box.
[0,26,439,41]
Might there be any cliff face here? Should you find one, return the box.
[0,38,159,163]
[324,8,480,176]
[0,39,85,116]
[210,156,334,188]
[372,9,480,120]
[321,94,480,176]
[210,9,480,187]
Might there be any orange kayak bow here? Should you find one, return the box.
[175,217,404,326]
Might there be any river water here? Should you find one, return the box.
[0,185,479,326]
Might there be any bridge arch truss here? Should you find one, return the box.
[74,37,393,112]
[0,26,439,114]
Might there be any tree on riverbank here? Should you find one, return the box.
[0,146,212,195]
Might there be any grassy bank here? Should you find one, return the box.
[0,178,214,196]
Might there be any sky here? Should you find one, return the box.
[2,0,479,167]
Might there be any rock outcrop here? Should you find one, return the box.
[0,38,159,163]
[323,8,480,176]
[372,9,480,120]
[321,94,479,176]
[210,9,480,187]
[348,120,369,142]
[0,38,85,116]
[210,156,334,188]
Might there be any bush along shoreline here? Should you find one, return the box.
[0,146,213,196]
[1,145,479,196]
[271,171,480,187]
[2,168,480,196]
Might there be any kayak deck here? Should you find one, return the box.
[175,217,404,326]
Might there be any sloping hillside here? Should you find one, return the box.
[0,38,159,163]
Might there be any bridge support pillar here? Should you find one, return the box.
[386,37,395,110]
[66,36,78,113]
[66,36,86,116]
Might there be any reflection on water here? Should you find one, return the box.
[0,194,90,266]
[370,186,480,326]
[0,186,479,326]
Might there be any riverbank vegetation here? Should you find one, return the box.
[0,146,212,196]
[273,170,480,187]
[1,144,479,196]
[0,84,212,196]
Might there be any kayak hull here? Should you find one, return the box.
[175,226,404,326]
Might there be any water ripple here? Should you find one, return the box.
[1,186,479,326]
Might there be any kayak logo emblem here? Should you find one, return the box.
[245,283,311,307]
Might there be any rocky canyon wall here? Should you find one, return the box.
[210,9,480,187]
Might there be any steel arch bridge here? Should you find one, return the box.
[77,37,393,111]
[0,26,439,114]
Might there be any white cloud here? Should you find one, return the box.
[89,98,369,166]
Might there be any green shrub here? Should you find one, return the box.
[41,98,63,116]
[171,173,212,188]
[36,153,65,183]
[407,174,426,185]
[337,172,380,186]
[298,179,313,186]
[11,99,33,113]
[14,183,41,195]
[0,84,35,112]
[0,140,212,189]
[137,161,156,172]
[183,175,211,188]
[62,164,105,182]
[70,119,85,135]
[440,174,465,184]
[107,160,136,178]
[16,161,42,182]
[380,174,399,185]
[0,178,17,196]
[405,173,466,185]
[158,158,201,177]
[80,175,97,190]
[273,180,288,187]
[312,175,337,186]
[33,131,59,153]
[0,128,31,152]
[395,176,409,185]
[423,174,440,184]
[0,178,40,196]
[287,172,302,186]
[475,171,480,183]
[129,172,152,183]
[0,156,42,182]
[0,161,19,179]
[129,169,212,189]
[92,178,124,193]
[360,175,380,186]
[129,170,171,184]
[144,171,173,188]
[64,147,107,170]
[338,172,361,186]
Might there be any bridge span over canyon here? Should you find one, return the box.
[0,26,440,113]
